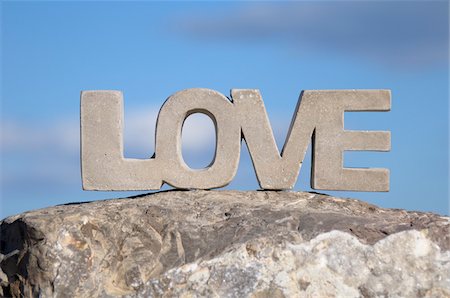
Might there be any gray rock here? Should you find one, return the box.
[1,190,449,297]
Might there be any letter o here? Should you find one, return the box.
[155,88,241,189]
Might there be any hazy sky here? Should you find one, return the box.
[1,1,449,218]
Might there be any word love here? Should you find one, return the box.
[81,88,391,191]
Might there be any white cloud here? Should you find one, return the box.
[0,119,79,155]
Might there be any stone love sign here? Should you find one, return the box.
[81,88,391,191]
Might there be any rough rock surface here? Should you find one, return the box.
[1,190,449,297]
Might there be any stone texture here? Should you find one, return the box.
[81,88,241,191]
[82,88,391,192]
[1,190,449,297]
[81,90,163,191]
[234,89,391,191]
[154,89,240,189]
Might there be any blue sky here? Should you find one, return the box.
[1,1,449,218]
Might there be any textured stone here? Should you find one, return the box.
[81,88,241,191]
[234,89,391,191]
[154,89,240,189]
[81,90,163,190]
[1,191,448,297]
[81,88,390,191]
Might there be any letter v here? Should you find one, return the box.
[232,89,316,189]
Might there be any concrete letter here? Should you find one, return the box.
[233,89,315,190]
[155,88,241,189]
[82,89,390,192]
[309,90,391,191]
[81,91,163,190]
[233,89,390,191]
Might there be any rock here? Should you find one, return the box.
[1,190,449,297]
